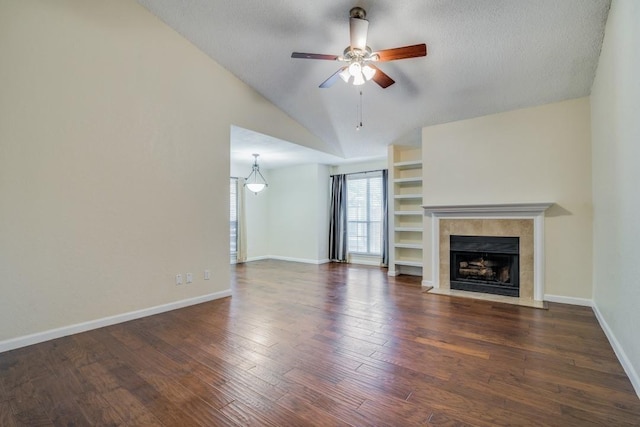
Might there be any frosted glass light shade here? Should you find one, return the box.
[348,61,361,76]
[339,68,351,83]
[246,183,265,193]
[362,64,376,81]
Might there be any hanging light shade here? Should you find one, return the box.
[244,153,268,194]
[338,67,351,83]
[347,61,365,86]
[362,64,376,81]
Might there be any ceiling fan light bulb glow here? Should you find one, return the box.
[353,72,365,86]
[362,64,376,80]
[348,61,361,77]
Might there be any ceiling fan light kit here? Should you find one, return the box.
[291,6,427,89]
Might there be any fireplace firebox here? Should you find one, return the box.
[449,235,519,297]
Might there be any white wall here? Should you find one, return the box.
[422,98,593,299]
[316,166,331,261]
[232,159,334,263]
[266,164,330,263]
[590,0,640,395]
[0,0,329,346]
[330,158,387,175]
[230,159,386,266]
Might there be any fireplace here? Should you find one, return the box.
[449,235,519,297]
[422,203,552,307]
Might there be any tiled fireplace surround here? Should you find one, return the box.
[423,203,553,308]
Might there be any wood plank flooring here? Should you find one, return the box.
[1,259,639,426]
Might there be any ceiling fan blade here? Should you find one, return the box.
[319,67,347,88]
[291,52,339,60]
[375,44,427,62]
[368,64,395,88]
[349,17,369,51]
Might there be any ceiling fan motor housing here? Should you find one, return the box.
[349,7,366,20]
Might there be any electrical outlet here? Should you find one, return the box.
[204,270,210,280]
[176,274,183,285]
[186,273,193,284]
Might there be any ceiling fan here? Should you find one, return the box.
[291,7,427,89]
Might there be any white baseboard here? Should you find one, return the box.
[268,256,329,265]
[0,290,231,354]
[421,280,433,288]
[592,303,640,398]
[246,255,270,262]
[388,269,397,276]
[544,294,593,307]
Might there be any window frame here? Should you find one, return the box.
[346,171,383,256]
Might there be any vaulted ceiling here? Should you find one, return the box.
[137,0,610,161]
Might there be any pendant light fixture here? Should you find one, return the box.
[244,153,268,194]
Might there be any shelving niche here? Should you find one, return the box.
[388,145,423,277]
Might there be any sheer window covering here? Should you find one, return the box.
[230,178,238,263]
[236,177,247,263]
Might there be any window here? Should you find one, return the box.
[347,172,383,255]
[230,177,238,262]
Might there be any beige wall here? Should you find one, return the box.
[591,0,640,393]
[268,164,330,263]
[0,0,328,343]
[422,98,593,299]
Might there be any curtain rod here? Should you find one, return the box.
[330,168,387,178]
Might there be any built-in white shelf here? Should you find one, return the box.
[393,177,422,184]
[395,227,422,232]
[393,160,422,170]
[394,194,422,200]
[394,243,423,249]
[394,210,423,216]
[389,145,424,278]
[394,260,423,267]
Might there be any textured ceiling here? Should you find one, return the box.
[137,0,610,161]
[230,126,347,170]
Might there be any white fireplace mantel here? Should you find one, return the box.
[422,202,553,216]
[423,202,553,302]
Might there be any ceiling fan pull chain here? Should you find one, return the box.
[356,90,363,130]
[359,90,363,129]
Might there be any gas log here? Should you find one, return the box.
[449,235,519,297]
[458,258,510,282]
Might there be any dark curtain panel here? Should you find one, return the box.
[329,174,348,262]
[381,169,389,267]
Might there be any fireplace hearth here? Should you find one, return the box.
[449,235,519,297]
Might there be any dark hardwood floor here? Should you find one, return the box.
[1,260,639,426]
